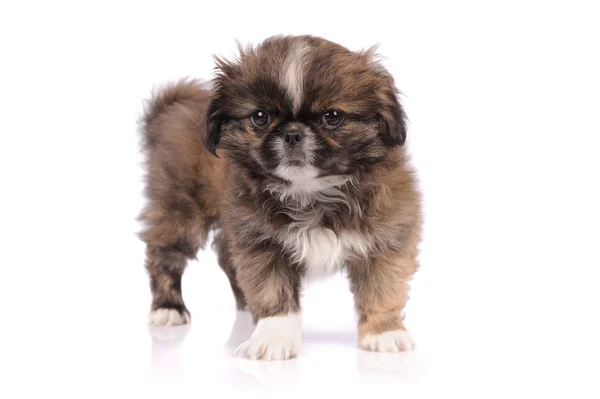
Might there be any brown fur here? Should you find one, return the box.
[138,35,422,357]
[138,80,233,316]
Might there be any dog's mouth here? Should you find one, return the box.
[278,148,311,168]
[283,151,307,167]
[271,130,316,170]
[286,159,304,167]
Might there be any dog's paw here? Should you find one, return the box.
[148,308,190,327]
[236,335,300,361]
[359,329,415,352]
[236,313,301,361]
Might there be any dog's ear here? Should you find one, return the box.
[204,99,224,157]
[204,55,243,157]
[362,47,408,147]
[378,79,407,147]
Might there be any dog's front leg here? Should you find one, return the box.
[347,229,420,353]
[233,245,302,361]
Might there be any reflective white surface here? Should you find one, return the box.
[3,248,599,397]
[1,0,600,397]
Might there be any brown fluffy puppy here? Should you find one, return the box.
[138,35,422,360]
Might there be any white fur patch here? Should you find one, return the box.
[282,42,311,114]
[285,228,370,280]
[236,313,302,361]
[148,308,190,327]
[275,165,319,182]
[271,165,369,278]
[271,165,351,208]
[360,330,415,352]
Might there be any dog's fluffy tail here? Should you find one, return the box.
[144,79,207,124]
[140,78,209,147]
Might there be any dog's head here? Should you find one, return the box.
[205,35,406,182]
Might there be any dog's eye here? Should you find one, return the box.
[321,110,345,129]
[251,110,270,128]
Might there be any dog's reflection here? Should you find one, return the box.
[356,349,418,380]
[148,323,191,379]
[224,310,418,385]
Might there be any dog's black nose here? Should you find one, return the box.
[283,131,303,147]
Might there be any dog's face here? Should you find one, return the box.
[205,35,406,181]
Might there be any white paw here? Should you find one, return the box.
[148,308,190,327]
[360,330,415,352]
[236,313,301,361]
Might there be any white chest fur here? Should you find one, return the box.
[283,228,370,279]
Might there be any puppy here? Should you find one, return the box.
[138,35,422,360]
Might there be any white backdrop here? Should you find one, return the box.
[1,1,599,397]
